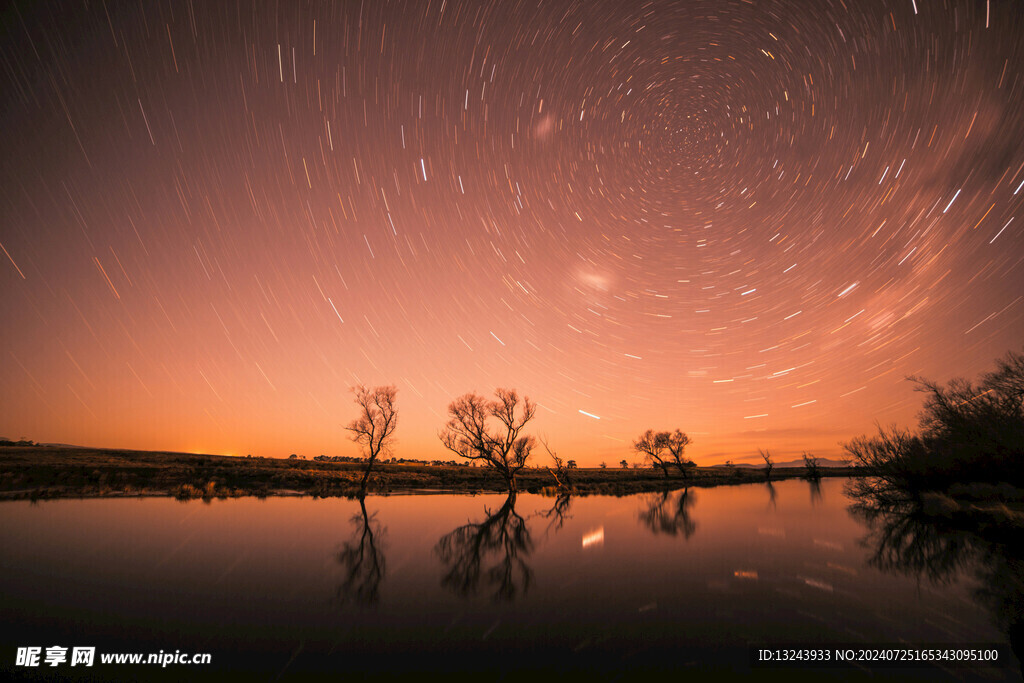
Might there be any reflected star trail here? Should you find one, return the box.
[1,0,1022,464]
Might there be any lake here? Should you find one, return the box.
[1,478,1019,680]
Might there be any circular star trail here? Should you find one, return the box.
[1,0,1022,463]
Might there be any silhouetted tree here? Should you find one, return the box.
[845,425,926,504]
[541,437,573,492]
[599,461,607,469]
[439,389,536,492]
[620,459,629,469]
[634,429,671,477]
[434,493,533,601]
[634,429,695,478]
[845,349,1024,490]
[760,449,774,481]
[664,429,695,477]
[802,452,821,481]
[336,497,386,605]
[347,385,398,494]
[2,437,37,446]
[639,488,697,539]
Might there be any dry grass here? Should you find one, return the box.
[0,445,860,500]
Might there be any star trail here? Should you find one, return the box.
[1,0,1022,464]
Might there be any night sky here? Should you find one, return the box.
[2,0,1022,465]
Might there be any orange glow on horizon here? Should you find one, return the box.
[1,1,1021,467]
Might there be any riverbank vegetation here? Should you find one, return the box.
[8,348,1019,504]
[0,444,855,501]
[843,352,1019,511]
[844,349,1024,523]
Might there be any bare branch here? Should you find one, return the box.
[346,385,398,493]
[634,429,693,478]
[760,449,774,481]
[540,436,572,491]
[439,389,537,492]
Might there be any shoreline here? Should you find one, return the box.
[0,445,861,501]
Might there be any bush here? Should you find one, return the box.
[845,350,1024,490]
[175,484,201,500]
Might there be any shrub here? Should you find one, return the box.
[175,484,201,500]
[845,350,1024,491]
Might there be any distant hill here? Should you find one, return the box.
[775,457,850,468]
[711,457,851,469]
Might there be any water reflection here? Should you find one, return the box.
[638,488,697,539]
[434,492,534,601]
[336,497,386,605]
[808,478,823,506]
[2,481,1018,677]
[536,491,573,535]
[765,481,776,511]
[849,487,1024,666]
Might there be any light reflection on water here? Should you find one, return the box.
[0,478,1019,679]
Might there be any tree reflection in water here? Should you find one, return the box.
[336,496,386,605]
[537,491,573,536]
[849,488,1024,667]
[765,481,777,511]
[808,478,823,507]
[435,493,534,601]
[638,488,697,539]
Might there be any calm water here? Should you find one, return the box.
[1,478,1019,680]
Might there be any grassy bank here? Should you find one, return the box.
[0,445,859,500]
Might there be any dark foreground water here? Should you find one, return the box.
[1,478,1020,680]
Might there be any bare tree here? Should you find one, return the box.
[439,389,536,492]
[760,449,774,481]
[664,429,695,478]
[803,452,821,481]
[845,349,1024,493]
[541,437,573,492]
[346,385,398,495]
[634,429,694,478]
[634,429,672,477]
[844,424,927,504]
